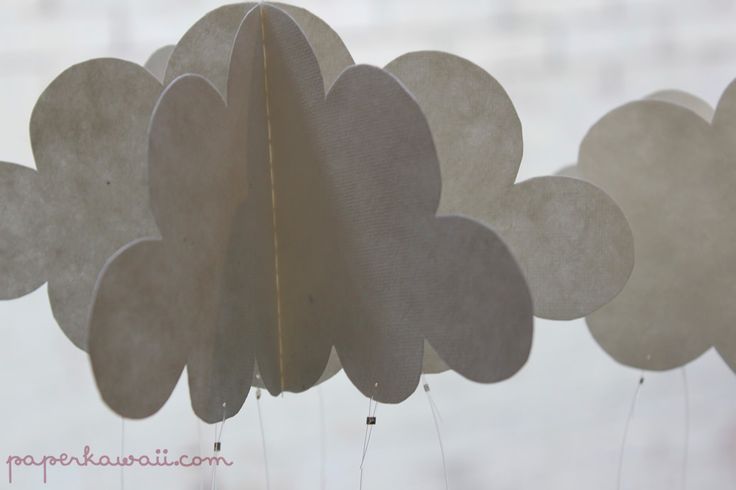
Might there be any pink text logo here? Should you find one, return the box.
[6,446,234,484]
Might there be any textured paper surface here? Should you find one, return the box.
[89,5,533,422]
[577,80,736,372]
[0,59,160,349]
[144,45,175,82]
[385,51,634,321]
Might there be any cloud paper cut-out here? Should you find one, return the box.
[385,52,634,323]
[88,4,534,423]
[0,59,160,349]
[571,82,736,372]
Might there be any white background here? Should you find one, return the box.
[1,0,736,488]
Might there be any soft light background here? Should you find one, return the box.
[1,0,736,488]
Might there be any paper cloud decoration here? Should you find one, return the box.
[87,3,534,423]
[0,60,161,349]
[564,82,736,372]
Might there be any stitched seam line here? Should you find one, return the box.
[259,5,286,392]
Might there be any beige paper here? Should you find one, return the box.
[89,5,533,422]
[386,51,634,322]
[0,60,160,349]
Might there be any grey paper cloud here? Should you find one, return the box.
[574,81,736,372]
[152,0,359,400]
[88,4,533,423]
[0,59,160,349]
[385,51,634,322]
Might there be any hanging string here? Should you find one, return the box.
[197,417,205,490]
[210,402,228,490]
[256,388,272,490]
[359,383,379,490]
[681,367,690,490]
[318,387,327,490]
[424,377,444,424]
[120,417,126,490]
[422,376,449,490]
[617,372,645,490]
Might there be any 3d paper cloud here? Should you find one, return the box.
[0,60,161,349]
[568,81,736,372]
[385,52,634,322]
[88,4,534,423]
[159,2,366,388]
